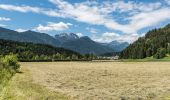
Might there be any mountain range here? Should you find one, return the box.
[0,27,129,55]
[101,41,129,52]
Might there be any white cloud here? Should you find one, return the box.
[0,4,62,17]
[15,28,27,32]
[0,1,168,35]
[34,22,72,32]
[106,7,170,33]
[102,1,161,13]
[0,4,41,12]
[0,1,170,43]
[49,0,107,25]
[92,32,140,43]
[75,33,83,37]
[0,24,6,27]
[165,0,170,5]
[48,0,169,34]
[0,17,11,21]
[86,27,98,34]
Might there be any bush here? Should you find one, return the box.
[2,54,20,72]
[0,54,20,93]
[167,44,170,54]
[153,48,166,59]
[0,64,15,86]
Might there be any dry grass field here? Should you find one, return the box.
[3,62,170,100]
[17,62,170,100]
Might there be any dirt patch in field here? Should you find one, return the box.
[21,62,170,100]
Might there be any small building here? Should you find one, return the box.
[112,55,119,60]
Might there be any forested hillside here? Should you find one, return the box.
[0,39,83,61]
[120,24,170,59]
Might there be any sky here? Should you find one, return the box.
[0,0,170,43]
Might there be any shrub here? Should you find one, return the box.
[0,64,15,86]
[0,54,20,93]
[167,44,170,54]
[153,48,166,59]
[2,54,20,72]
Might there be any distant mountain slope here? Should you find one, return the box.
[0,39,81,60]
[21,30,61,45]
[62,36,114,54]
[101,41,129,52]
[120,24,170,59]
[0,27,60,46]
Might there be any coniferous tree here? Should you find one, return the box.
[167,43,170,54]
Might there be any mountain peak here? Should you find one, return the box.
[110,41,129,45]
[58,33,79,38]
[80,36,90,40]
[24,30,38,33]
[55,33,79,43]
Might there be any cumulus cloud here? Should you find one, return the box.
[0,4,62,17]
[92,32,141,43]
[0,24,6,27]
[86,27,98,34]
[34,22,72,32]
[48,0,169,34]
[0,0,170,42]
[0,4,44,13]
[49,0,107,25]
[0,17,11,21]
[165,0,170,5]
[0,1,169,34]
[106,8,170,33]
[100,1,161,13]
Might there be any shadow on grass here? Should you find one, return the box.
[16,71,23,74]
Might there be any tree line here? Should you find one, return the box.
[0,39,98,61]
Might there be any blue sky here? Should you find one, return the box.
[0,0,170,43]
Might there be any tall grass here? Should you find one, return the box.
[0,54,20,93]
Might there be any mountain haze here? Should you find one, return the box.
[101,41,129,52]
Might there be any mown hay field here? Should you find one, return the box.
[21,62,170,100]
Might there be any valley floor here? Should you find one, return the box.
[2,62,170,100]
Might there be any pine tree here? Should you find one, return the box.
[167,43,170,54]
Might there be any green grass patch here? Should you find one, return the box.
[120,54,170,62]
[1,67,70,100]
[0,65,15,93]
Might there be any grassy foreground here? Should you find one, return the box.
[0,66,70,100]
[1,62,170,100]
[19,62,170,100]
